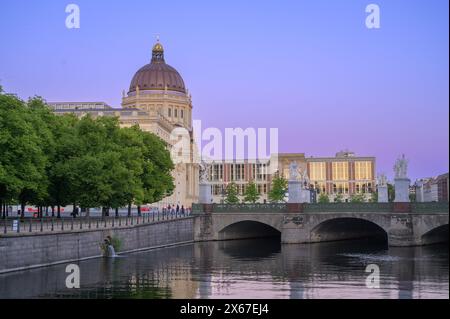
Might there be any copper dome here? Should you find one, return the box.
[128,41,186,94]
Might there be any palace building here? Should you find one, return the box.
[207,151,376,203]
[50,40,199,208]
[50,41,376,206]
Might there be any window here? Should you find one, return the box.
[309,162,326,181]
[332,162,349,181]
[355,161,372,180]
[231,164,244,181]
[168,108,172,117]
[211,164,223,181]
[174,109,178,118]
[332,182,349,194]
[355,182,373,193]
[313,182,326,194]
[181,109,184,118]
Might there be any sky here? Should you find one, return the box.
[0,0,448,181]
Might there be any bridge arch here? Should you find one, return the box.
[218,220,281,241]
[421,224,449,245]
[310,217,388,244]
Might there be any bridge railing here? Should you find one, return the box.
[0,211,192,236]
[192,202,449,214]
[303,202,393,213]
[411,202,449,213]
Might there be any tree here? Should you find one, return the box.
[0,94,49,218]
[334,193,344,203]
[244,181,260,203]
[0,88,176,218]
[350,193,365,203]
[388,183,395,202]
[370,191,378,202]
[47,114,81,217]
[268,176,288,203]
[318,192,330,203]
[139,128,175,205]
[225,183,239,204]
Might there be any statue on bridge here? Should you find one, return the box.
[199,160,211,183]
[289,161,299,181]
[377,173,388,187]
[393,154,408,179]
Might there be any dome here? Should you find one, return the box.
[128,41,186,94]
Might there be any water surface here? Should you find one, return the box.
[0,239,448,299]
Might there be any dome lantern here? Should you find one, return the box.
[151,40,165,63]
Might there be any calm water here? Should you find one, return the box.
[0,239,448,299]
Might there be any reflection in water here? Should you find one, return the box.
[0,240,447,299]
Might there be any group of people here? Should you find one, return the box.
[159,204,191,217]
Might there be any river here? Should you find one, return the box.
[0,239,448,299]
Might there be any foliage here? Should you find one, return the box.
[387,183,395,202]
[99,236,122,255]
[268,176,288,203]
[0,90,174,217]
[334,193,344,203]
[317,192,330,203]
[243,181,260,203]
[350,193,366,203]
[225,183,239,204]
[370,191,378,202]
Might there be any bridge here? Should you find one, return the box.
[192,202,449,247]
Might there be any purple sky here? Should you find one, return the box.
[0,0,448,181]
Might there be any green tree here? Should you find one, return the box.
[47,114,81,217]
[318,192,330,203]
[138,128,175,213]
[350,193,365,203]
[268,176,288,203]
[388,183,395,202]
[334,193,344,203]
[0,94,49,218]
[225,183,239,204]
[370,191,378,202]
[1,89,175,218]
[244,181,260,203]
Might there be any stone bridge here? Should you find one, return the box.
[192,203,449,247]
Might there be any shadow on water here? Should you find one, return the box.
[218,238,281,260]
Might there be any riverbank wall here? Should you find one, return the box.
[0,217,194,274]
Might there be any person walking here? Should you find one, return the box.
[181,205,185,216]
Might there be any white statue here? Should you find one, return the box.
[393,154,408,179]
[199,161,210,183]
[289,161,299,181]
[377,173,387,187]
